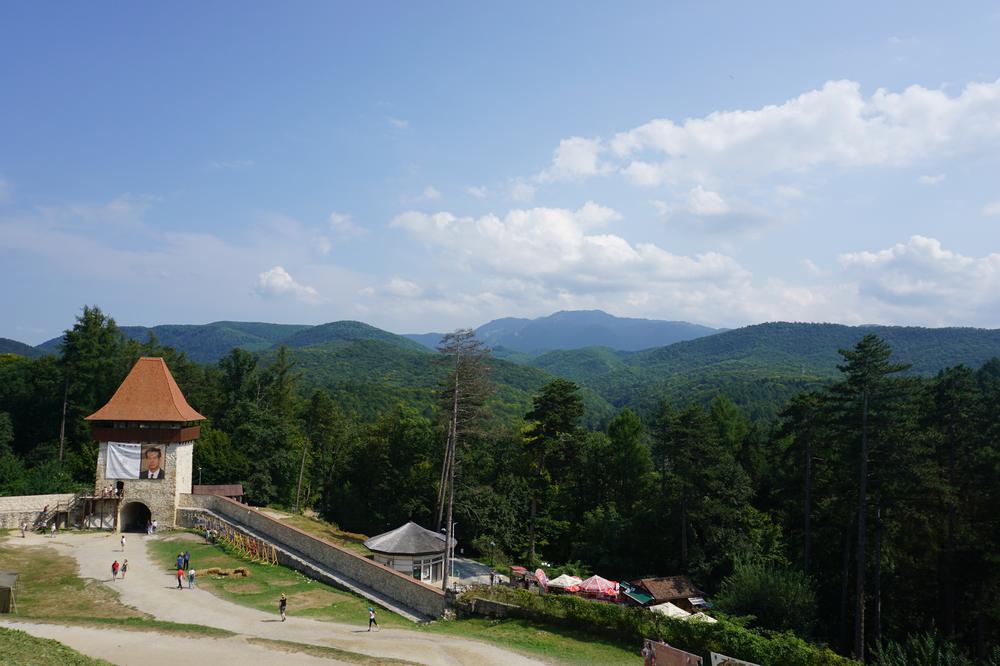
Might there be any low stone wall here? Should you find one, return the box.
[178,494,446,619]
[0,493,75,529]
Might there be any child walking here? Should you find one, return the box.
[121,559,128,580]
[279,593,287,622]
[111,560,120,581]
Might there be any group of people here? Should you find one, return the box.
[99,485,121,498]
[175,551,196,589]
[111,558,128,581]
[145,519,158,534]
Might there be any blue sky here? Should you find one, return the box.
[2,2,1000,343]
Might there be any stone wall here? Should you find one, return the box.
[0,493,75,529]
[94,440,194,527]
[178,494,447,619]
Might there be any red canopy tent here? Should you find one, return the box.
[578,575,618,598]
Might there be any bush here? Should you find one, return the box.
[460,586,856,666]
[713,561,817,636]
[870,631,1000,666]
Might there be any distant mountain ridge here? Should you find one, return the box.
[404,310,720,353]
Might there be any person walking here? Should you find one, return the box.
[20,522,26,538]
[50,522,56,538]
[183,550,190,570]
[152,519,157,534]
[368,607,378,631]
[176,566,185,589]
[279,593,287,622]
[120,534,127,551]
[176,553,184,570]
[121,559,128,580]
[187,568,196,589]
[111,560,120,582]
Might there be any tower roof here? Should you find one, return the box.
[85,357,206,423]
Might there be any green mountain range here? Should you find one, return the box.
[16,315,1000,422]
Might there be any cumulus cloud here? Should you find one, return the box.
[509,179,536,202]
[686,186,730,215]
[537,136,609,182]
[918,173,947,185]
[329,211,365,237]
[254,266,320,302]
[839,236,1000,324]
[384,277,423,298]
[415,186,441,202]
[538,79,1000,189]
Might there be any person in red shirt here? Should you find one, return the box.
[176,567,184,589]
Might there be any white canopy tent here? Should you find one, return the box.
[649,601,691,619]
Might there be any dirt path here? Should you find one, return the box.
[5,532,542,666]
[0,620,353,665]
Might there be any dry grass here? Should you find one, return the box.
[247,637,419,665]
[275,513,372,556]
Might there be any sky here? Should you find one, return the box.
[2,2,1000,344]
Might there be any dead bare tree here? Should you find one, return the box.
[434,329,491,591]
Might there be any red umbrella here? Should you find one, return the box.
[579,575,617,595]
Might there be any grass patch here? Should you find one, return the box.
[150,536,639,663]
[273,513,372,556]
[0,626,113,666]
[248,637,419,665]
[424,617,639,664]
[0,541,234,639]
[147,537,409,627]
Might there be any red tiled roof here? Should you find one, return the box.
[85,357,205,423]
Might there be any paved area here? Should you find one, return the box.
[2,531,543,666]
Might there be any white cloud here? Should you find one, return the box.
[983,201,1000,216]
[686,186,730,215]
[387,116,409,129]
[918,173,947,185]
[541,78,1000,189]
[466,185,488,198]
[416,186,441,202]
[254,266,320,302]
[537,136,609,182]
[838,236,1000,323]
[329,211,365,237]
[509,179,536,202]
[384,277,423,298]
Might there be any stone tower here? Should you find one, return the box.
[86,357,205,531]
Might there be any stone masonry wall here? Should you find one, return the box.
[178,494,447,618]
[95,440,194,527]
[0,493,75,529]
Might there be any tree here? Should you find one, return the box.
[834,334,909,660]
[523,378,584,565]
[435,330,491,589]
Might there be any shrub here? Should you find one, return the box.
[714,561,818,636]
[870,630,1000,666]
[460,586,856,666]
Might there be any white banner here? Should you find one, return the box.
[105,442,141,479]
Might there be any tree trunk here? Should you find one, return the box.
[854,391,870,661]
[944,432,957,637]
[804,435,812,576]
[528,496,537,566]
[441,450,455,592]
[58,377,69,462]
[294,436,310,513]
[680,492,689,570]
[874,496,883,646]
[839,514,854,654]
[435,422,453,532]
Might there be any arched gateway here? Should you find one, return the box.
[86,357,205,531]
[120,501,152,532]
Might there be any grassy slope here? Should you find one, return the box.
[0,627,113,666]
[150,536,639,664]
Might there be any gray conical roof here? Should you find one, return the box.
[363,521,455,555]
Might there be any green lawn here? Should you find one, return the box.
[151,535,639,664]
[0,626,113,666]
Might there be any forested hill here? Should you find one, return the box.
[525,322,1000,419]
[0,337,42,358]
[405,309,720,353]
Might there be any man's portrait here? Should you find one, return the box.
[140,446,166,480]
